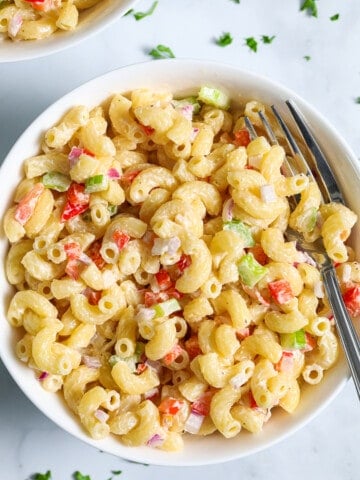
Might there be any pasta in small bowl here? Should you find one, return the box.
[0,0,139,62]
[0,60,360,465]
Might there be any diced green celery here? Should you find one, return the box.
[135,341,145,359]
[198,86,230,110]
[304,207,318,232]
[85,174,109,193]
[152,298,182,318]
[108,355,121,367]
[237,253,268,287]
[108,204,118,217]
[42,171,71,192]
[223,220,255,247]
[280,330,306,350]
[173,96,201,114]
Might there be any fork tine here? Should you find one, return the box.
[244,116,257,140]
[286,99,344,205]
[270,105,316,181]
[258,111,278,145]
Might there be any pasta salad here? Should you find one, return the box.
[0,0,103,41]
[3,85,360,451]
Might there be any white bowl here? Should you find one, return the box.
[0,59,359,466]
[0,0,139,63]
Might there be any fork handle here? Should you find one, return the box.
[322,266,360,399]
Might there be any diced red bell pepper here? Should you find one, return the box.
[342,285,360,317]
[65,259,80,280]
[64,241,82,260]
[248,390,258,409]
[246,245,268,266]
[158,397,184,415]
[86,240,105,270]
[303,332,316,352]
[233,129,251,147]
[120,170,141,184]
[275,351,294,372]
[163,343,183,365]
[140,124,155,136]
[191,390,215,416]
[176,254,192,274]
[15,183,44,225]
[67,182,90,206]
[144,288,182,307]
[112,230,130,250]
[184,335,202,360]
[24,0,47,11]
[155,270,173,291]
[61,183,90,222]
[268,279,293,305]
[136,363,147,374]
[83,287,102,305]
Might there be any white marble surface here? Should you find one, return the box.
[1,0,360,478]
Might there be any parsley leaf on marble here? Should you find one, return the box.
[355,97,360,104]
[330,13,339,21]
[261,35,276,44]
[133,1,158,20]
[216,32,233,47]
[303,55,311,61]
[33,472,52,480]
[73,472,91,480]
[111,472,122,476]
[124,9,134,16]
[244,37,258,52]
[300,0,318,18]
[230,0,240,3]
[149,44,175,59]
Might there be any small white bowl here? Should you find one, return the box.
[0,59,359,465]
[0,0,139,63]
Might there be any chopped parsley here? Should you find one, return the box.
[244,37,258,52]
[124,9,134,16]
[303,55,311,61]
[33,472,52,480]
[149,44,175,59]
[261,35,276,44]
[330,13,340,21]
[73,472,91,480]
[215,32,233,47]
[300,0,318,18]
[230,0,240,3]
[133,1,158,20]
[355,97,360,104]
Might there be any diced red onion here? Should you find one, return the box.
[144,387,160,400]
[8,12,23,38]
[230,372,248,389]
[145,359,163,375]
[82,354,102,369]
[222,198,234,222]
[107,168,121,179]
[149,276,160,293]
[341,264,352,283]
[184,412,204,434]
[278,352,294,373]
[300,251,317,267]
[151,237,180,256]
[68,146,83,167]
[79,252,92,265]
[39,371,49,381]
[190,128,200,142]
[146,433,164,448]
[314,281,324,298]
[135,307,155,322]
[94,409,109,423]
[248,154,262,169]
[180,105,194,121]
[260,184,276,203]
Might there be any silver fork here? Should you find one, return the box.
[244,101,360,399]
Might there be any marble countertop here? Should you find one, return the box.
[1,0,360,478]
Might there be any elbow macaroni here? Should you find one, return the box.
[3,86,358,453]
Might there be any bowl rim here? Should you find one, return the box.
[0,58,358,466]
[0,0,140,64]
